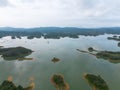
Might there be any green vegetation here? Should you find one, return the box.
[118,42,120,47]
[16,36,22,39]
[51,57,60,63]
[0,46,33,60]
[77,47,120,63]
[84,73,109,90]
[0,80,34,90]
[11,36,16,39]
[0,27,120,39]
[51,74,69,90]
[96,51,120,61]
[88,47,95,52]
[0,80,24,90]
[0,76,35,90]
[107,35,120,47]
[107,35,120,41]
[0,74,110,90]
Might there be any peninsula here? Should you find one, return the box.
[77,47,120,63]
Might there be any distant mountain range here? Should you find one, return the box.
[0,27,120,32]
[0,27,120,39]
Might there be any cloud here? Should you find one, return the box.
[0,0,120,27]
[0,0,10,7]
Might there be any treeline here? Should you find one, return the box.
[0,27,120,39]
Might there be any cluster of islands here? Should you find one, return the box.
[0,73,109,90]
[0,27,120,90]
[0,27,120,39]
[0,46,61,62]
[0,43,119,90]
[107,35,120,47]
[0,46,116,90]
[51,73,109,90]
[0,46,112,90]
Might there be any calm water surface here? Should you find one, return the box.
[0,34,120,90]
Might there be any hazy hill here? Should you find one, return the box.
[0,27,120,39]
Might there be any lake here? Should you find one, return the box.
[0,34,120,90]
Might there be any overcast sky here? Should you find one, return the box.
[0,0,120,28]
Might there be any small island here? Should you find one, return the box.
[107,36,120,47]
[77,47,120,63]
[51,74,69,90]
[107,35,120,41]
[11,36,16,39]
[84,73,109,90]
[118,42,120,47]
[0,46,33,60]
[0,46,3,48]
[0,76,35,90]
[51,57,60,63]
[88,47,95,52]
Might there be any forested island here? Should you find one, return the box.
[118,42,120,47]
[0,27,120,39]
[107,35,120,41]
[0,73,109,90]
[0,76,35,90]
[51,57,60,63]
[0,46,33,60]
[107,35,120,47]
[51,74,69,90]
[84,73,109,90]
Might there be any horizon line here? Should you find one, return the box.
[0,26,120,29]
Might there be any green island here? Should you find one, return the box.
[88,47,98,52]
[88,47,95,52]
[118,42,120,47]
[51,57,60,63]
[77,47,120,63]
[0,74,110,90]
[84,73,109,90]
[0,46,3,48]
[50,74,69,90]
[0,46,33,60]
[107,35,120,41]
[0,76,35,90]
[107,36,120,47]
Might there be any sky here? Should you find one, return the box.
[0,0,120,28]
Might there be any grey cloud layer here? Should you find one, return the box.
[0,0,9,7]
[0,0,120,27]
